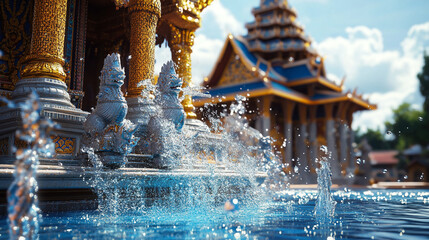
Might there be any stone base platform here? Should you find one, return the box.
[0,163,267,214]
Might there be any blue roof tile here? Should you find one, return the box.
[272,64,314,81]
[233,38,258,64]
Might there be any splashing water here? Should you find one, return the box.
[81,91,288,215]
[1,92,55,239]
[314,146,336,220]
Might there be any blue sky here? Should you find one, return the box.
[155,0,429,131]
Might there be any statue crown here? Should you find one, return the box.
[103,53,123,70]
[158,61,182,90]
[159,61,177,79]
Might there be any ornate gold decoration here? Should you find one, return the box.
[21,53,66,80]
[127,0,161,97]
[20,0,68,81]
[159,0,213,29]
[51,136,75,154]
[0,138,8,155]
[156,0,214,118]
[114,0,130,8]
[218,54,255,86]
[0,0,33,90]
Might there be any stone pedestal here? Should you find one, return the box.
[0,77,88,165]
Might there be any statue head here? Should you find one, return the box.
[157,61,183,94]
[100,53,125,87]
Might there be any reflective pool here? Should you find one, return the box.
[1,189,428,239]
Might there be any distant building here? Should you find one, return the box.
[194,0,375,183]
[404,145,429,182]
[408,161,429,182]
[369,150,400,182]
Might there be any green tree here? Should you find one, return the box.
[385,103,427,150]
[418,52,429,112]
[354,127,394,150]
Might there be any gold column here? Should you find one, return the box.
[169,25,196,118]
[21,0,68,81]
[127,0,161,97]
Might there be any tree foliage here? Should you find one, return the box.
[356,52,429,151]
[418,52,429,112]
[354,128,394,150]
[385,103,428,150]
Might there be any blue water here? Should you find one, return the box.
[0,189,428,239]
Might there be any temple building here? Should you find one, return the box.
[0,0,212,163]
[193,0,376,183]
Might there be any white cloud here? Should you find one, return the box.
[201,0,245,37]
[154,1,240,86]
[154,34,224,86]
[314,22,429,131]
[191,34,224,85]
[154,45,172,75]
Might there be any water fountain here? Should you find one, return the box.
[0,1,428,237]
[1,69,429,238]
[1,92,55,239]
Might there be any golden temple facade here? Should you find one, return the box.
[0,0,212,160]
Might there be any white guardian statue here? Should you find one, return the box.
[147,61,186,168]
[83,53,139,168]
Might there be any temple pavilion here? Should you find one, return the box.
[0,0,213,163]
[193,0,376,183]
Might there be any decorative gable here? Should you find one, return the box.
[217,54,256,87]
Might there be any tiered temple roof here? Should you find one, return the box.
[195,0,375,111]
[245,0,315,62]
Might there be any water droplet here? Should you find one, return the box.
[356,158,361,165]
[128,55,132,60]
[383,169,387,174]
[294,165,299,173]
[419,117,423,121]
[420,173,424,180]
[386,131,392,135]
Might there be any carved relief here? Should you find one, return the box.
[218,54,255,86]
[0,0,33,89]
[21,0,68,81]
[51,136,75,154]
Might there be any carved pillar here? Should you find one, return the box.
[295,104,310,183]
[282,101,295,169]
[337,102,350,175]
[347,105,356,172]
[157,0,213,119]
[21,0,67,81]
[126,0,161,125]
[257,96,272,136]
[168,25,196,119]
[324,103,341,179]
[127,0,160,97]
[13,0,74,108]
[4,0,88,160]
[308,106,318,173]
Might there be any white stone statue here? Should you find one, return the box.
[83,53,139,168]
[154,61,185,131]
[147,61,185,168]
